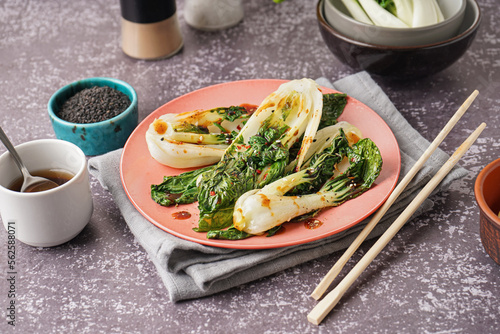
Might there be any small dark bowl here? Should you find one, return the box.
[317,0,481,79]
[475,158,500,265]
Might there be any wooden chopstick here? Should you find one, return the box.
[307,122,486,325]
[310,90,479,300]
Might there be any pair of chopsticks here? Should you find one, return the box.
[307,90,485,325]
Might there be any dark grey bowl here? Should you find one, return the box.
[317,0,481,79]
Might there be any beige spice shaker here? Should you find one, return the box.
[120,0,183,60]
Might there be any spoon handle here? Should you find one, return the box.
[0,127,31,177]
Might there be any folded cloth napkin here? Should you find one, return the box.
[88,71,467,302]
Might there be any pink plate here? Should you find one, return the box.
[120,79,401,249]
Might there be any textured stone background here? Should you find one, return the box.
[0,0,499,333]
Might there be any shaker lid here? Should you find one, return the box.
[120,0,176,24]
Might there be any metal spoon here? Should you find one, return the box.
[0,127,59,192]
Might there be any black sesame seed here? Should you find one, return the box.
[58,86,131,124]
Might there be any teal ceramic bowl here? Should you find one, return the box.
[48,77,138,155]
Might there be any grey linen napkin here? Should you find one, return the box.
[88,72,467,302]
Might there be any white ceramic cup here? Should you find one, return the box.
[0,139,93,247]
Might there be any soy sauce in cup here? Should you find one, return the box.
[0,138,93,247]
[7,169,74,193]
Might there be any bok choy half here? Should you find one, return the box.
[233,132,382,235]
[146,105,253,168]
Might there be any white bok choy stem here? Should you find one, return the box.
[234,188,326,235]
[392,0,413,27]
[412,0,444,27]
[358,0,408,28]
[340,0,373,25]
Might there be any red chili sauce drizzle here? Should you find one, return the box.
[172,211,191,220]
[240,103,258,114]
[303,218,323,230]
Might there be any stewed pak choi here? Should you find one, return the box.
[147,79,383,240]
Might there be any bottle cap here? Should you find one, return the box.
[120,0,176,24]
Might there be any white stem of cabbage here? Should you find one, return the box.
[358,0,409,28]
[412,0,444,27]
[393,0,413,27]
[340,0,373,25]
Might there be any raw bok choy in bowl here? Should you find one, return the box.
[324,0,466,46]
[342,0,457,28]
[146,79,382,240]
